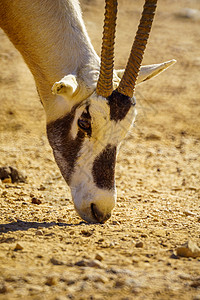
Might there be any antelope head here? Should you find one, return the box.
[47,0,175,223]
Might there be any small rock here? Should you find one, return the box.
[84,273,108,283]
[154,229,166,237]
[115,280,125,288]
[10,167,26,183]
[35,230,43,236]
[38,184,46,191]
[135,241,143,248]
[0,283,8,294]
[141,233,148,238]
[170,253,179,259]
[145,133,161,141]
[176,240,200,258]
[49,257,65,265]
[0,167,11,180]
[179,274,192,280]
[153,218,159,222]
[2,177,12,183]
[183,210,196,217]
[45,276,57,286]
[69,230,75,235]
[29,285,43,293]
[191,281,200,288]
[132,257,140,264]
[14,243,23,251]
[189,187,197,191]
[81,230,93,237]
[0,166,26,183]
[176,8,200,21]
[75,259,105,269]
[87,259,105,269]
[112,220,121,225]
[31,197,42,205]
[95,253,104,261]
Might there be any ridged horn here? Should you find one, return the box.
[117,0,158,98]
[96,0,118,98]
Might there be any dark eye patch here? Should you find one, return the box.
[78,105,92,137]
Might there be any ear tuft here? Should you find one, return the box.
[52,75,78,97]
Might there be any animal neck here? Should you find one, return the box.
[0,0,100,106]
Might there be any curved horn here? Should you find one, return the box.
[117,0,158,98]
[96,0,118,98]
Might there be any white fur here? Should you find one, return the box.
[68,93,137,223]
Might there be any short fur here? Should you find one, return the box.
[0,0,175,223]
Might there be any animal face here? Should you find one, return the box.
[46,0,175,223]
[47,89,136,223]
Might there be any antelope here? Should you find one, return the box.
[0,0,175,223]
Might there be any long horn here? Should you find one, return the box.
[96,0,118,98]
[117,0,158,98]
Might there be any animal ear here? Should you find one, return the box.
[52,75,78,98]
[115,59,176,85]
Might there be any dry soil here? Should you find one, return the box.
[0,0,200,299]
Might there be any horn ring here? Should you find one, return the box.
[96,0,118,98]
[117,0,158,98]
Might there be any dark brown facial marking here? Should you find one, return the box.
[78,105,92,137]
[107,90,135,121]
[47,106,85,184]
[92,144,116,190]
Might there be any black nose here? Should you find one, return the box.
[91,203,111,223]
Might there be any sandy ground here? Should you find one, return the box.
[0,0,200,299]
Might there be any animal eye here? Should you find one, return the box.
[78,118,91,131]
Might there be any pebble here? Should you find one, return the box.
[81,230,93,237]
[132,257,140,264]
[176,8,200,21]
[45,276,57,286]
[112,220,121,225]
[84,273,108,283]
[154,229,166,237]
[0,166,26,183]
[115,280,125,288]
[176,240,200,258]
[38,184,46,191]
[35,229,43,236]
[179,274,192,280]
[135,241,143,248]
[141,234,148,238]
[28,284,43,293]
[31,197,42,205]
[0,283,7,294]
[95,253,104,261]
[145,133,161,141]
[49,257,65,265]
[191,281,200,288]
[183,210,196,217]
[75,259,105,269]
[2,177,12,184]
[14,243,23,251]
